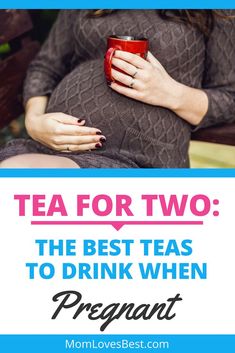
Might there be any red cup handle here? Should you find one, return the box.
[104,47,117,83]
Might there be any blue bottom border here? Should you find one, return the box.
[0,334,234,352]
[0,168,235,177]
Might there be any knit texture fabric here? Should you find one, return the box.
[1,10,235,167]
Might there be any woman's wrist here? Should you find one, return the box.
[25,96,48,117]
[25,96,48,136]
[25,113,39,138]
[164,79,185,112]
[151,75,185,113]
[166,80,208,126]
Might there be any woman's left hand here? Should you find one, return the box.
[110,50,180,110]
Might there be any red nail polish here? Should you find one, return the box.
[100,137,106,143]
[77,119,83,123]
[96,131,102,135]
[95,143,102,149]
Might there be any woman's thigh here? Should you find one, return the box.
[0,154,80,168]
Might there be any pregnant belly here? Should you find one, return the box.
[47,59,123,135]
[46,59,190,167]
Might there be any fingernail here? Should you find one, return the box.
[96,131,102,135]
[100,137,106,143]
[77,119,84,123]
[107,81,112,86]
[95,143,102,149]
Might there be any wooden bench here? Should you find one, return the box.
[0,10,39,129]
[191,123,235,146]
[0,10,234,147]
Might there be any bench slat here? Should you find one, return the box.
[0,10,32,44]
[191,124,235,146]
[0,41,39,128]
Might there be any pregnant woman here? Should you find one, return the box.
[0,10,235,168]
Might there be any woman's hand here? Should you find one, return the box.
[110,51,178,108]
[25,112,105,152]
[110,51,208,125]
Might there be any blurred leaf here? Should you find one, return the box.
[0,43,11,55]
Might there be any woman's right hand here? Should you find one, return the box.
[25,111,106,152]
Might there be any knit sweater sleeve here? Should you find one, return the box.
[194,11,235,130]
[23,10,77,106]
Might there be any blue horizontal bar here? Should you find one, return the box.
[0,334,234,353]
[0,168,235,178]
[0,0,235,8]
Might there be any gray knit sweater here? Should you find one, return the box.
[1,10,235,168]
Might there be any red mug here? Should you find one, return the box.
[104,35,149,84]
